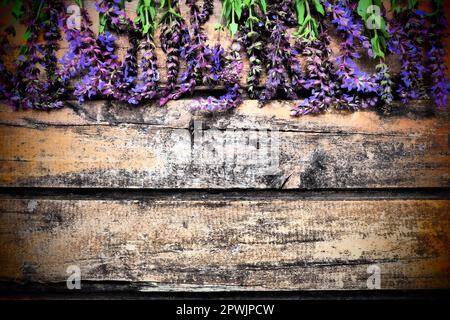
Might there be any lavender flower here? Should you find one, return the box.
[10,0,65,110]
[111,30,140,102]
[159,0,185,105]
[261,2,298,101]
[191,41,243,112]
[42,1,65,99]
[242,23,264,98]
[131,34,160,102]
[59,7,93,83]
[324,0,378,110]
[375,63,393,105]
[72,30,121,102]
[161,0,216,106]
[292,31,337,116]
[388,9,427,103]
[186,0,215,84]
[97,0,133,33]
[199,0,214,25]
[427,9,448,109]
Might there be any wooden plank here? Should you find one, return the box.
[0,100,449,189]
[1,99,448,133]
[0,196,448,290]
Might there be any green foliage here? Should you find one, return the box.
[294,0,325,41]
[1,0,23,20]
[159,0,184,24]
[391,0,419,13]
[221,0,267,37]
[136,0,157,35]
[357,0,389,59]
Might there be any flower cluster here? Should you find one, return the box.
[261,1,298,101]
[131,35,160,103]
[9,0,65,110]
[42,1,65,100]
[239,0,267,99]
[324,0,378,110]
[388,9,427,103]
[199,0,214,25]
[161,0,217,106]
[242,23,264,98]
[375,63,393,106]
[186,0,216,85]
[59,7,97,84]
[291,30,337,116]
[97,0,133,33]
[112,30,140,103]
[427,10,448,109]
[158,0,186,105]
[72,31,121,102]
[191,41,243,112]
[1,0,448,116]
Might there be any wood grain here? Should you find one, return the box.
[0,195,448,290]
[0,100,449,189]
[0,0,449,294]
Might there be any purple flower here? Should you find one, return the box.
[322,0,378,111]
[388,8,427,103]
[426,9,448,109]
[160,0,216,105]
[9,0,66,110]
[292,30,337,116]
[191,41,243,112]
[260,1,298,102]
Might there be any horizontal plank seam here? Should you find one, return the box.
[0,122,426,137]
[1,188,449,200]
[0,283,449,298]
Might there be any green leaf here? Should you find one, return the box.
[99,14,107,33]
[296,0,305,25]
[11,0,23,19]
[223,0,231,19]
[23,28,32,41]
[357,0,371,19]
[408,0,418,9]
[434,0,444,7]
[149,6,156,20]
[234,1,242,19]
[229,21,238,37]
[371,35,384,59]
[19,44,28,55]
[313,0,325,16]
[259,0,267,13]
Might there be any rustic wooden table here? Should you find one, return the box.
[0,0,449,297]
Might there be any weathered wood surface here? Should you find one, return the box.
[0,194,448,290]
[0,0,449,294]
[0,100,449,189]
